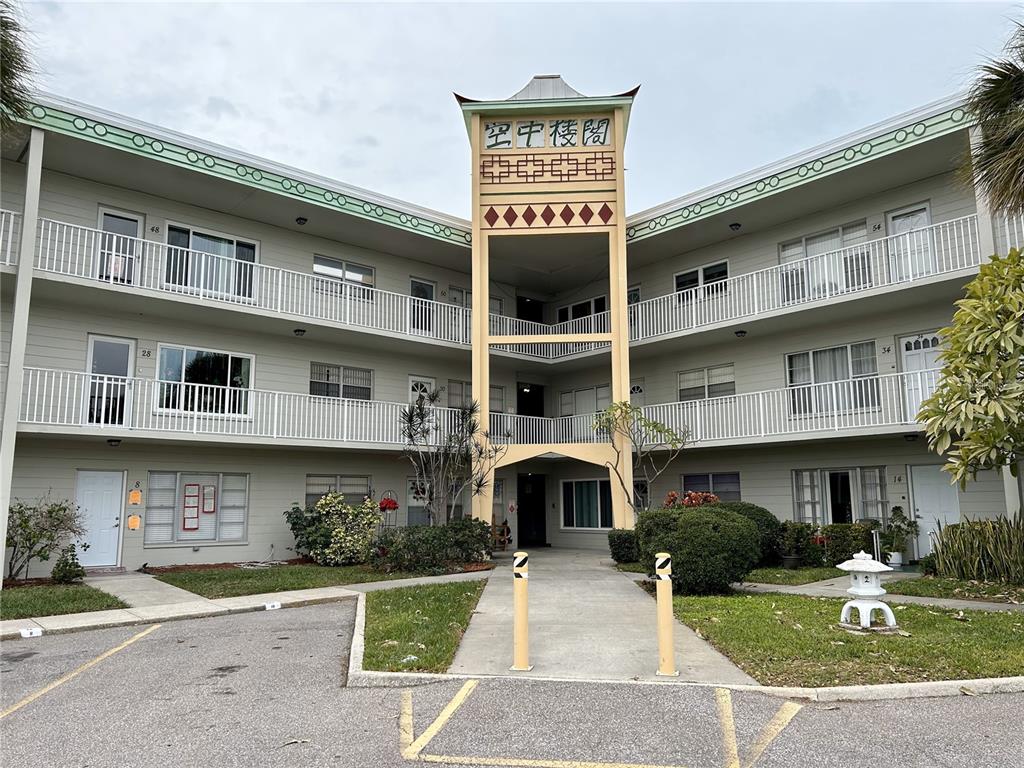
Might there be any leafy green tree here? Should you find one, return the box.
[594,401,688,520]
[963,22,1024,214]
[6,496,85,580]
[921,249,1024,488]
[1,0,33,134]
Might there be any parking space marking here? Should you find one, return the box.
[399,682,803,768]
[0,623,161,721]
[715,688,803,768]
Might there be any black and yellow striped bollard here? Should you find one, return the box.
[511,551,533,671]
[655,552,678,676]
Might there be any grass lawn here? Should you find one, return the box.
[0,584,128,621]
[676,593,1024,687]
[362,580,485,673]
[886,577,1024,605]
[155,564,431,599]
[615,562,647,574]
[744,566,845,585]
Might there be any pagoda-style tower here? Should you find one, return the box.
[456,76,640,528]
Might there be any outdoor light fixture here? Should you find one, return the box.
[294,328,307,337]
[522,386,531,393]
[904,434,919,442]
[735,329,747,338]
[729,222,741,231]
[295,216,308,226]
[107,439,121,447]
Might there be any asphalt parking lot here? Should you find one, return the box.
[1,602,1021,768]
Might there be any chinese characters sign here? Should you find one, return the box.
[484,117,611,150]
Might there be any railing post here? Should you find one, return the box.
[758,391,765,437]
[276,273,283,313]
[272,391,279,438]
[831,382,839,431]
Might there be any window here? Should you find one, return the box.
[633,480,650,510]
[313,255,375,297]
[779,221,870,300]
[792,470,821,525]
[311,364,372,400]
[682,472,741,501]
[493,478,505,522]
[166,224,257,298]
[557,295,607,324]
[786,342,878,414]
[304,474,371,508]
[489,385,505,414]
[559,385,611,416]
[675,261,728,296]
[449,286,503,315]
[561,479,613,529]
[407,478,430,526]
[447,379,471,409]
[145,471,248,544]
[860,467,887,523]
[626,285,642,305]
[157,345,253,414]
[678,365,735,401]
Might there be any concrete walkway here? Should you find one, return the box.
[740,574,1024,613]
[0,570,489,640]
[449,549,756,685]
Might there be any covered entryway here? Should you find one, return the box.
[910,464,960,556]
[75,470,125,567]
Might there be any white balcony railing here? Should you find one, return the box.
[998,213,1024,255]
[33,218,473,345]
[9,213,985,358]
[642,368,939,445]
[628,216,981,341]
[19,367,938,448]
[0,209,19,265]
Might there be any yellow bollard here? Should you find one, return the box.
[511,551,533,671]
[655,552,679,676]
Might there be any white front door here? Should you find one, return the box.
[409,279,436,335]
[900,332,942,421]
[888,204,934,280]
[75,470,124,567]
[97,209,142,284]
[87,335,135,426]
[409,375,435,403]
[910,464,960,556]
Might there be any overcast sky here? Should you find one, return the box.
[21,1,1021,218]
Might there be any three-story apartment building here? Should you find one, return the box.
[1,76,1021,573]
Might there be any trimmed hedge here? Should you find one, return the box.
[636,507,759,594]
[705,502,782,566]
[608,529,639,563]
[370,518,491,575]
[821,523,876,567]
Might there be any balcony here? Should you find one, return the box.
[1,212,1010,359]
[628,216,981,343]
[18,367,937,450]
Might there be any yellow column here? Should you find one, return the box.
[655,552,679,676]
[511,551,532,671]
[470,114,494,522]
[608,106,634,530]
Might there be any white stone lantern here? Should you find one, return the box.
[836,550,897,630]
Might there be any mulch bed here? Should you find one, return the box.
[2,577,59,589]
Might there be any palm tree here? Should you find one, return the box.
[1,0,33,133]
[965,22,1024,214]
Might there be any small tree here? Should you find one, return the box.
[1,0,34,135]
[6,496,85,580]
[400,389,507,525]
[921,249,1024,488]
[594,401,688,520]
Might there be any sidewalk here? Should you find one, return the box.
[0,569,489,640]
[449,548,756,685]
[740,574,1024,613]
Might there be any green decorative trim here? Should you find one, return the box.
[625,106,971,243]
[22,103,473,248]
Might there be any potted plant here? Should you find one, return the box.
[883,506,918,570]
[780,521,808,569]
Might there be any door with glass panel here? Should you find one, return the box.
[409,279,436,335]
[887,205,934,281]
[165,225,257,299]
[97,210,141,285]
[900,333,942,421]
[87,335,135,426]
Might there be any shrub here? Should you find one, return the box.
[50,545,87,584]
[662,490,720,508]
[283,492,381,566]
[780,522,825,567]
[706,502,782,566]
[635,507,759,594]
[6,496,85,580]
[607,529,639,563]
[820,523,875,567]
[933,515,1024,584]
[370,518,491,575]
[918,553,938,576]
